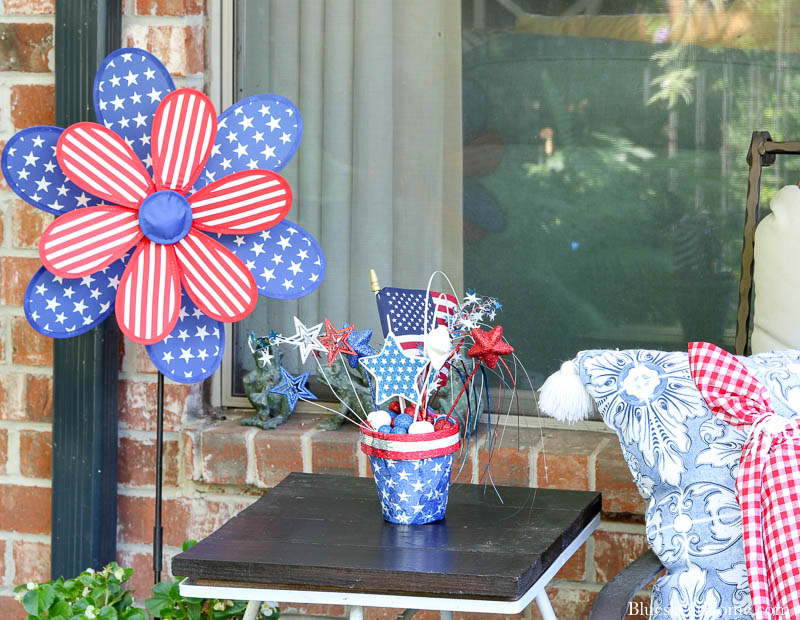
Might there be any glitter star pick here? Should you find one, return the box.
[269,366,317,411]
[318,319,356,367]
[468,325,514,370]
[280,316,326,363]
[359,332,429,404]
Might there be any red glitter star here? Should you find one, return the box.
[318,319,356,367]
[468,325,514,370]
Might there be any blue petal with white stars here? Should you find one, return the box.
[193,94,303,191]
[146,292,225,384]
[217,219,325,300]
[24,257,128,338]
[1,126,104,215]
[369,454,453,524]
[93,47,174,173]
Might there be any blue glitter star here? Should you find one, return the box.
[344,324,375,368]
[269,366,317,411]
[359,332,429,404]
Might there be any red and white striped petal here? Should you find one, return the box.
[174,229,258,322]
[115,239,181,345]
[188,170,292,234]
[151,88,217,194]
[56,122,155,208]
[39,205,143,278]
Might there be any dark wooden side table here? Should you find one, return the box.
[174,473,601,620]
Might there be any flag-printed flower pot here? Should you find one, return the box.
[360,422,460,524]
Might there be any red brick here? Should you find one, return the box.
[0,317,6,363]
[12,199,52,249]
[117,495,191,547]
[452,612,525,620]
[281,603,347,617]
[253,413,324,487]
[593,528,650,583]
[10,85,55,130]
[311,424,359,475]
[536,429,601,491]
[0,485,51,534]
[5,0,55,14]
[0,374,24,421]
[119,495,255,547]
[0,140,8,189]
[477,444,529,487]
[116,549,170,601]
[530,586,597,620]
[135,343,158,373]
[0,429,7,475]
[119,436,179,487]
[12,317,53,366]
[24,374,53,421]
[123,25,204,76]
[366,610,446,620]
[136,0,204,15]
[118,379,187,431]
[596,440,647,515]
[12,541,50,584]
[19,430,52,479]
[183,429,199,480]
[0,24,53,72]
[0,595,25,620]
[0,256,42,306]
[450,450,473,483]
[200,425,248,485]
[554,539,587,580]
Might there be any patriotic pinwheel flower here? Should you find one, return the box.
[0,48,325,383]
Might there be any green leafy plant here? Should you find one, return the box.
[16,545,281,620]
[13,562,147,620]
[144,541,280,620]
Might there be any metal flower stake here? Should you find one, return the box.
[1,47,326,582]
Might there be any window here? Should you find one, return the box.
[221,0,800,410]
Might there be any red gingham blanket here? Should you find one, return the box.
[689,341,800,619]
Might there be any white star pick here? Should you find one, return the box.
[281,316,326,363]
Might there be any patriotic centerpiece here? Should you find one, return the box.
[251,276,521,524]
[1,48,325,383]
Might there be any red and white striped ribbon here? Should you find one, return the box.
[360,422,460,461]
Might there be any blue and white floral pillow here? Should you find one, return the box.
[576,348,800,620]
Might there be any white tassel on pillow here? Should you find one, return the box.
[538,360,594,423]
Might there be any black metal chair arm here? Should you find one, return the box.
[587,550,664,620]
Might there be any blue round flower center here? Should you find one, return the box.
[138,191,193,245]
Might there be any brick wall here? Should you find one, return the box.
[0,2,652,620]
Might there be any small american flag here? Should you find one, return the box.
[375,287,458,385]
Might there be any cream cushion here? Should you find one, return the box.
[752,184,800,354]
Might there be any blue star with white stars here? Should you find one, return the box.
[269,366,317,412]
[359,332,429,404]
[344,324,375,369]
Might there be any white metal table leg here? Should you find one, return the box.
[243,600,260,620]
[440,611,453,620]
[535,589,557,620]
[349,605,364,620]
